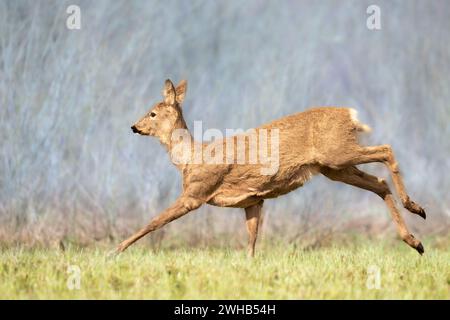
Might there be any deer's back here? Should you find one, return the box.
[200,107,366,207]
[263,106,363,159]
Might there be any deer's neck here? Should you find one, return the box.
[161,118,194,170]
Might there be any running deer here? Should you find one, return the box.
[116,79,426,256]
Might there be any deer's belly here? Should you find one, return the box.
[207,194,263,208]
[207,165,319,208]
[263,164,320,197]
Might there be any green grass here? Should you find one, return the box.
[0,240,448,299]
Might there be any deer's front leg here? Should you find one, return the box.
[116,196,203,253]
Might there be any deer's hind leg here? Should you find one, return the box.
[321,166,424,255]
[327,145,426,219]
[244,201,263,257]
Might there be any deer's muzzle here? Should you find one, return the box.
[131,125,140,134]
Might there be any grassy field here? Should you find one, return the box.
[0,240,448,299]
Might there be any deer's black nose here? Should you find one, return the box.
[131,125,139,133]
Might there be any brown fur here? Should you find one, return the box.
[120,79,426,256]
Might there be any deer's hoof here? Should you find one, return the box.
[417,208,426,220]
[403,234,424,255]
[415,242,425,255]
[406,200,426,220]
[115,247,124,255]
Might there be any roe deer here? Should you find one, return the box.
[117,79,426,256]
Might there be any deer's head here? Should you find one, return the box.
[131,79,188,145]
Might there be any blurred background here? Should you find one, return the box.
[1,0,449,248]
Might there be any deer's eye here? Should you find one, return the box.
[150,112,157,118]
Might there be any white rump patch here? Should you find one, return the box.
[349,108,372,133]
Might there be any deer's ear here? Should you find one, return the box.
[175,80,187,104]
[163,79,176,105]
